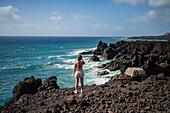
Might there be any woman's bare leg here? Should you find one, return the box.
[80,77,84,90]
[75,77,79,91]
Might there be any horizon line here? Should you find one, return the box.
[0,35,127,37]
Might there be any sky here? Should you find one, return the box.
[0,0,170,36]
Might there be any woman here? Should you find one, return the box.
[73,55,85,94]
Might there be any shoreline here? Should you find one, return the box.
[1,39,170,112]
[127,32,170,41]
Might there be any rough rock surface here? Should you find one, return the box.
[1,74,169,113]
[97,71,109,76]
[12,76,42,99]
[38,76,59,91]
[94,41,108,55]
[89,55,100,62]
[95,40,170,77]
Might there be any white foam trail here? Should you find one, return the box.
[47,55,59,59]
[47,55,64,59]
[37,57,42,59]
[67,49,85,56]
[1,67,7,70]
[85,77,110,85]
[63,59,77,63]
[52,64,73,69]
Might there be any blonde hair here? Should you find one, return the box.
[77,55,82,70]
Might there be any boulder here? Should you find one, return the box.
[97,71,109,76]
[124,67,147,78]
[38,76,59,91]
[89,56,100,62]
[12,76,42,99]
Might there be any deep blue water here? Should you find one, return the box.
[0,36,125,106]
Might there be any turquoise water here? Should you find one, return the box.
[0,36,124,106]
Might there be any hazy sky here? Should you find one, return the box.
[0,0,170,36]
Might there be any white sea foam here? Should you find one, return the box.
[47,55,64,59]
[67,49,85,56]
[84,68,120,85]
[85,77,110,85]
[47,55,59,59]
[1,67,7,70]
[84,61,101,70]
[63,59,77,63]
[37,57,42,59]
[87,47,97,51]
[52,64,73,69]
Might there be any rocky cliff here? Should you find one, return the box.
[94,40,170,77]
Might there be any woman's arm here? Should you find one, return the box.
[73,62,76,76]
[81,59,85,65]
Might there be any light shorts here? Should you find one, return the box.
[75,71,84,78]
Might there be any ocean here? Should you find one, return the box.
[0,36,125,106]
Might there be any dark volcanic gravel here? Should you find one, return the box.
[0,74,169,113]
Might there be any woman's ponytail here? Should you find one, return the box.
[77,61,81,70]
[77,55,82,70]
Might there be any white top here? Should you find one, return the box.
[75,67,84,77]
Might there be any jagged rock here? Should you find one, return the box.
[89,56,100,62]
[38,76,59,91]
[97,64,106,68]
[94,41,108,55]
[94,40,170,77]
[156,73,166,80]
[107,60,121,71]
[97,71,109,76]
[12,76,42,99]
[80,50,94,55]
[101,47,118,60]
[108,66,117,71]
[120,65,127,75]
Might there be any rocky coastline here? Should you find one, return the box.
[91,40,170,77]
[127,32,170,41]
[0,40,170,113]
